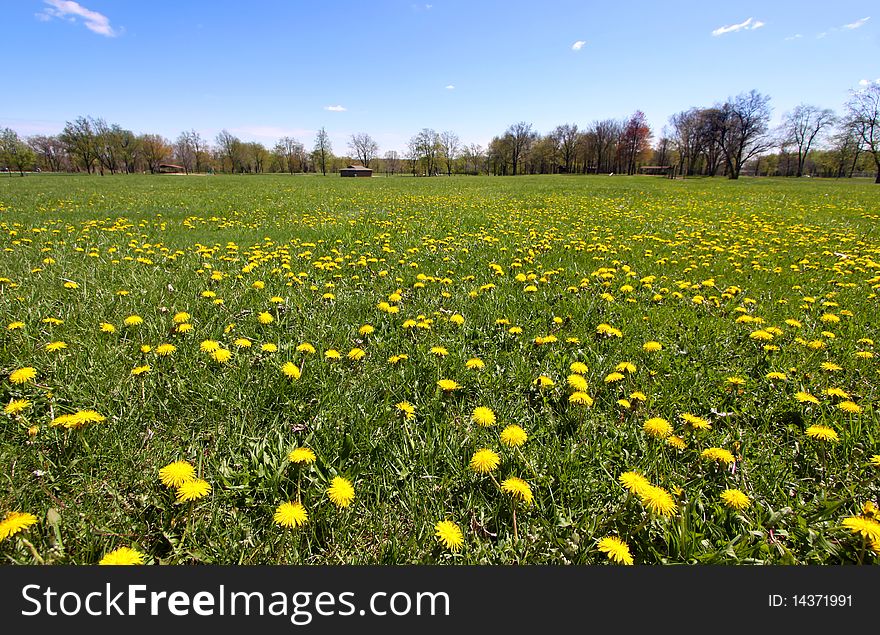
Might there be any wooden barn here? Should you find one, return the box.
[340,164,372,177]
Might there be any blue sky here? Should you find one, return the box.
[3,0,877,154]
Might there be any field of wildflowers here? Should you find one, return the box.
[1,174,878,564]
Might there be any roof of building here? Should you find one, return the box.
[342,164,372,171]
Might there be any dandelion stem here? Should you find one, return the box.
[512,506,518,542]
[20,538,45,565]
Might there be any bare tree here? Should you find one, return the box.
[174,131,195,174]
[215,130,242,173]
[845,84,880,183]
[313,127,332,175]
[439,130,460,176]
[553,124,579,173]
[383,150,400,176]
[781,104,836,177]
[590,119,620,174]
[620,111,652,174]
[718,90,773,179]
[348,132,379,168]
[505,121,534,175]
[28,135,66,172]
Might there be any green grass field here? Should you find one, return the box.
[1,174,878,564]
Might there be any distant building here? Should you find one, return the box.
[340,164,372,177]
[158,163,186,174]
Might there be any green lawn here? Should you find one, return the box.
[1,174,878,564]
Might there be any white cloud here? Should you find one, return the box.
[445,84,455,90]
[571,40,586,50]
[36,0,119,37]
[858,78,880,86]
[817,32,827,39]
[324,105,347,112]
[711,17,765,36]
[843,17,870,29]
[784,34,803,40]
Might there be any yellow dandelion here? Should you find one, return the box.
[569,362,589,375]
[429,346,449,357]
[500,477,534,505]
[296,343,316,354]
[131,365,151,376]
[358,324,375,336]
[158,461,195,488]
[45,341,67,352]
[567,374,589,392]
[619,471,652,497]
[534,375,555,388]
[615,361,636,374]
[233,338,252,348]
[99,547,145,565]
[794,391,819,405]
[465,358,485,370]
[257,312,274,325]
[838,401,861,414]
[841,516,880,542]
[0,512,38,542]
[175,479,211,502]
[172,312,190,324]
[597,536,633,565]
[209,348,232,364]
[642,341,663,352]
[765,371,787,381]
[7,321,25,331]
[805,425,839,443]
[437,379,460,392]
[643,417,672,439]
[288,447,317,464]
[261,343,278,353]
[500,424,528,447]
[666,435,686,450]
[327,477,355,508]
[324,349,341,361]
[434,520,464,551]
[569,391,594,406]
[347,347,366,361]
[469,448,500,473]
[720,489,751,510]
[396,401,416,420]
[640,486,678,517]
[4,399,31,415]
[680,413,711,430]
[200,340,220,352]
[154,343,176,356]
[701,447,736,465]
[124,315,143,327]
[472,406,496,427]
[274,501,308,528]
[604,372,625,383]
[282,362,301,379]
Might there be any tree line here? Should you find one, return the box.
[2,85,879,182]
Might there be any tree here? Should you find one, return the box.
[215,130,242,173]
[619,111,652,174]
[845,84,880,183]
[439,130,460,176]
[28,135,66,172]
[409,129,440,175]
[140,134,170,173]
[504,121,534,175]
[589,119,620,174]
[553,124,579,173]
[383,150,400,176]
[348,132,379,168]
[183,130,207,173]
[313,127,332,175]
[274,136,305,174]
[718,90,773,179]
[59,116,98,173]
[781,104,836,177]
[174,132,195,174]
[1,128,35,175]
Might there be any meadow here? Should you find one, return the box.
[0,173,878,565]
